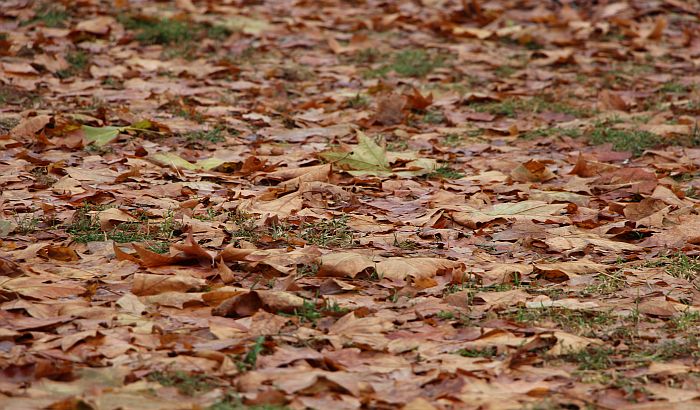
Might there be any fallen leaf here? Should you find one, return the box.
[131,273,205,296]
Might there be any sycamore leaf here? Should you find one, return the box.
[221,15,272,35]
[196,157,226,170]
[325,132,435,177]
[82,125,123,146]
[394,158,438,177]
[151,152,198,170]
[376,257,463,284]
[323,132,390,174]
[318,252,375,278]
[150,153,223,171]
[453,201,568,228]
[130,119,152,130]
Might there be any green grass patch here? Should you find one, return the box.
[296,263,320,277]
[22,4,69,28]
[520,127,581,140]
[509,307,616,336]
[347,48,382,64]
[469,96,594,119]
[56,50,89,78]
[282,300,323,324]
[171,104,205,123]
[208,394,290,410]
[345,93,369,109]
[122,16,191,45]
[148,371,213,396]
[228,211,259,243]
[206,24,232,41]
[281,299,349,324]
[669,310,700,331]
[442,133,463,146]
[588,122,661,156]
[660,81,690,94]
[631,336,700,362]
[184,127,226,145]
[494,65,516,77]
[241,336,265,370]
[579,269,626,296]
[392,49,444,77]
[436,310,455,320]
[364,48,445,78]
[646,252,700,285]
[393,235,419,250]
[12,214,39,234]
[300,216,353,247]
[118,14,232,58]
[456,346,497,358]
[563,346,615,370]
[67,205,177,252]
[421,109,444,124]
[428,166,464,179]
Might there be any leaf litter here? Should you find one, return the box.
[2,0,700,409]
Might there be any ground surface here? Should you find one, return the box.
[1,0,700,409]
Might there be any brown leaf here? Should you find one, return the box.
[37,245,80,262]
[131,273,205,296]
[212,291,263,317]
[74,16,114,35]
[598,90,629,111]
[96,208,137,231]
[238,191,303,218]
[472,289,529,310]
[131,243,189,268]
[0,256,24,277]
[510,160,556,182]
[375,257,463,284]
[373,93,406,126]
[9,115,52,140]
[171,233,214,266]
[547,332,602,355]
[327,312,392,349]
[404,88,433,111]
[318,252,375,278]
[1,277,86,300]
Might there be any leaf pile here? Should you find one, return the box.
[2,1,700,409]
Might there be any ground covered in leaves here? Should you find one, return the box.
[2,0,700,409]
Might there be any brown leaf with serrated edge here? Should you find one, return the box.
[511,160,556,182]
[404,87,433,111]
